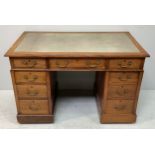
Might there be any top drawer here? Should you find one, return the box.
[11,58,47,69]
[109,59,143,70]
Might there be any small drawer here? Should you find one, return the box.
[14,71,47,84]
[16,85,48,99]
[12,58,47,69]
[107,84,137,99]
[109,59,143,69]
[109,72,139,83]
[49,59,105,70]
[104,100,134,114]
[19,100,49,115]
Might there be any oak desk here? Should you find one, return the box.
[5,32,149,124]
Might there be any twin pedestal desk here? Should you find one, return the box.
[5,32,149,124]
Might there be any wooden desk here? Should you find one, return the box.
[5,32,150,124]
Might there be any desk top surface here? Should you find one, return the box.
[5,32,149,58]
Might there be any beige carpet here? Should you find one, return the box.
[0,90,155,129]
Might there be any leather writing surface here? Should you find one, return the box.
[15,32,140,53]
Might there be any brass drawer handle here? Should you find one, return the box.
[118,75,131,81]
[116,89,128,96]
[89,64,98,68]
[114,105,126,111]
[29,103,40,111]
[118,77,127,81]
[23,75,38,82]
[119,65,128,68]
[86,60,101,68]
[27,90,39,96]
[118,61,132,68]
[22,59,37,68]
[56,60,69,68]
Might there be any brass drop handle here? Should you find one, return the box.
[118,77,127,81]
[114,105,126,111]
[89,64,98,68]
[56,60,69,68]
[86,60,101,68]
[24,75,38,82]
[27,89,39,96]
[29,103,39,111]
[118,60,132,68]
[119,65,128,68]
[118,75,131,81]
[116,89,128,96]
[22,59,37,68]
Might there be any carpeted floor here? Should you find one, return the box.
[0,90,155,129]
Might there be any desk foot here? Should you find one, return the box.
[100,114,136,124]
[17,114,54,124]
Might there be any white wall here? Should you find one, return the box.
[0,25,155,90]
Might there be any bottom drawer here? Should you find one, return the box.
[19,100,49,115]
[104,100,134,114]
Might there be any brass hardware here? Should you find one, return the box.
[86,60,101,68]
[22,59,37,68]
[89,64,98,68]
[114,105,126,111]
[118,77,127,81]
[27,89,39,96]
[29,101,40,111]
[118,60,132,68]
[23,75,38,82]
[116,89,128,96]
[118,74,131,81]
[56,60,69,68]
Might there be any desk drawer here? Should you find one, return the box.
[49,59,105,70]
[16,85,48,99]
[109,59,143,69]
[105,100,134,114]
[14,71,47,84]
[19,100,49,115]
[107,84,137,99]
[109,72,139,83]
[12,58,47,69]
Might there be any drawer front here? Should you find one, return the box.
[109,72,139,83]
[109,59,143,69]
[19,100,49,115]
[15,71,47,84]
[107,84,137,99]
[16,85,48,98]
[12,58,47,69]
[105,100,134,114]
[49,59,105,70]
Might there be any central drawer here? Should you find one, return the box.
[16,85,48,99]
[49,59,106,70]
